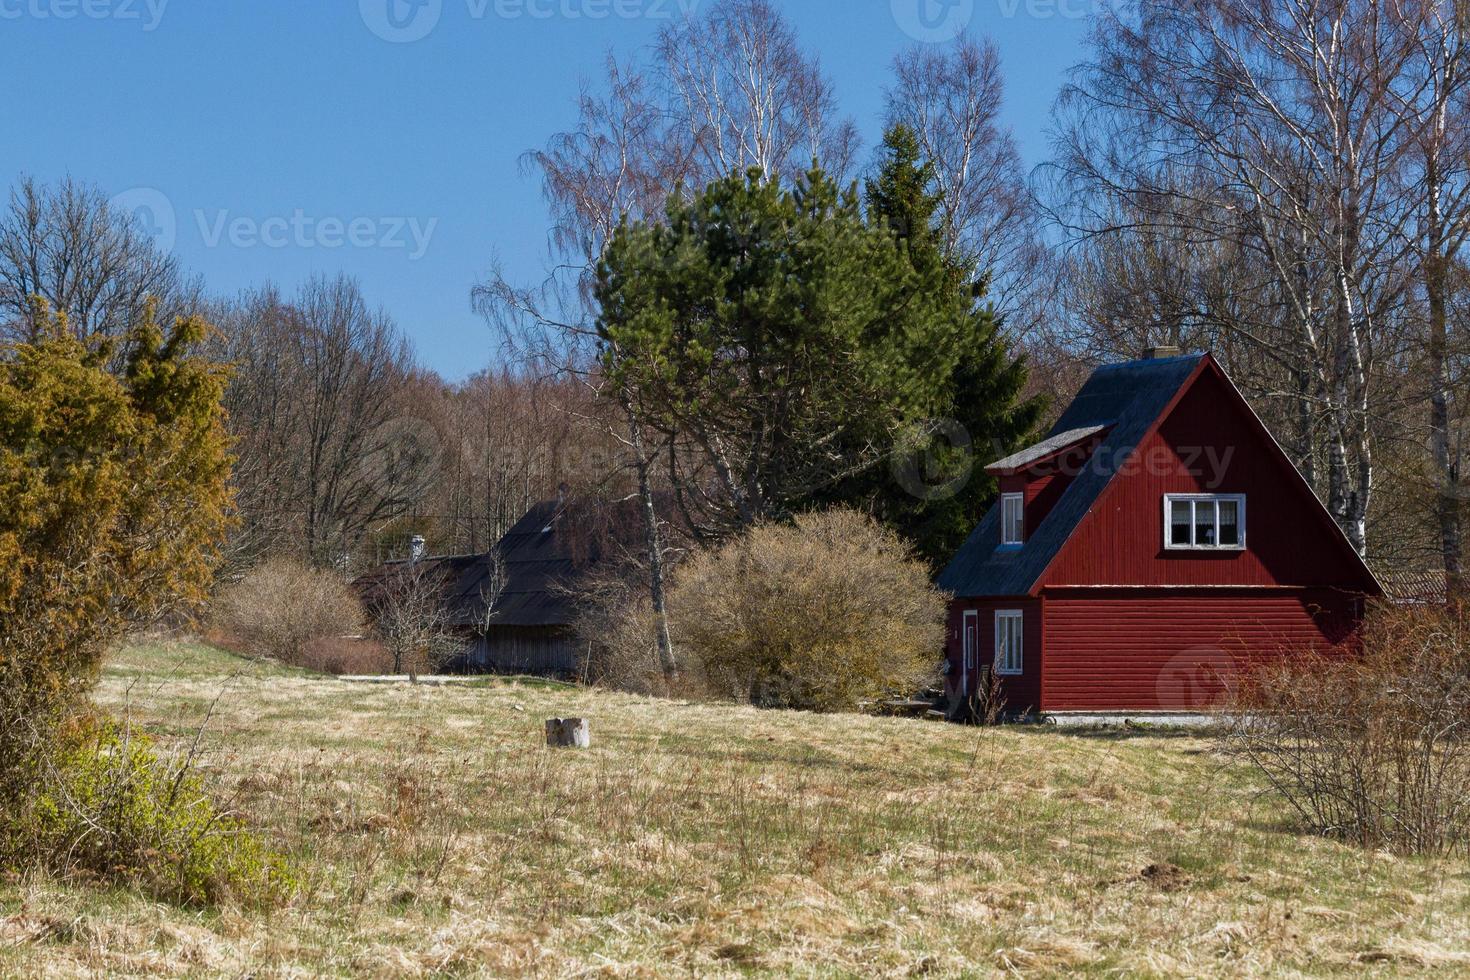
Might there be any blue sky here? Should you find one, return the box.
[2,0,1093,379]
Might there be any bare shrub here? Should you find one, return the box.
[572,566,703,697]
[300,635,393,676]
[1220,604,1470,856]
[213,558,365,666]
[670,509,947,712]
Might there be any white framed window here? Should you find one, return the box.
[1000,493,1025,546]
[1165,493,1246,550]
[995,610,1023,675]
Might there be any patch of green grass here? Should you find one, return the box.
[457,674,580,691]
[104,636,311,682]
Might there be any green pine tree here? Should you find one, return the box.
[817,124,1043,566]
[596,164,970,538]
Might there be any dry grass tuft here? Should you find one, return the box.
[1,637,1467,977]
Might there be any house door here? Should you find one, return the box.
[961,611,978,697]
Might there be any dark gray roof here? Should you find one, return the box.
[356,496,651,630]
[987,425,1110,473]
[937,354,1205,597]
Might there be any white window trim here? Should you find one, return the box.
[999,493,1025,547]
[994,610,1023,676]
[1164,493,1247,551]
[961,610,978,696]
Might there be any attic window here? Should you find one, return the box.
[1165,494,1245,551]
[1000,493,1025,547]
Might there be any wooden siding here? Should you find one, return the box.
[1040,588,1361,711]
[466,626,581,677]
[1041,368,1375,591]
[945,597,1044,713]
[998,436,1100,543]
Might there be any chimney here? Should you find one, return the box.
[409,534,426,563]
[1143,345,1182,360]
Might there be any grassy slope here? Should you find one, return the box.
[1,640,1467,978]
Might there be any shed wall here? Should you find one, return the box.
[467,627,581,677]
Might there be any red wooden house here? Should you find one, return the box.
[937,349,1382,715]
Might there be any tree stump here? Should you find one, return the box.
[545,718,590,749]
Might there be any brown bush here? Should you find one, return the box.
[572,567,703,698]
[300,635,394,676]
[669,509,947,712]
[1219,604,1470,856]
[213,558,366,666]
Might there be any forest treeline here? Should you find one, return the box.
[5,0,1467,587]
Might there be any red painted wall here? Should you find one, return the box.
[998,436,1100,541]
[945,597,1043,713]
[1041,368,1374,591]
[1040,588,1361,711]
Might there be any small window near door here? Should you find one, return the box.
[1000,493,1025,547]
[1163,494,1246,550]
[995,610,1023,675]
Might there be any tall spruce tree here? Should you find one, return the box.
[818,124,1042,565]
[596,164,971,539]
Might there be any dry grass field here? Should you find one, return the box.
[1,639,1467,977]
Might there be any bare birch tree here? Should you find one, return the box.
[1049,0,1433,556]
[886,34,1050,335]
[658,0,857,184]
[1394,1,1470,590]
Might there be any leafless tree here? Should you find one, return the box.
[1048,0,1435,557]
[658,0,857,186]
[1394,2,1470,591]
[517,0,857,297]
[0,176,200,352]
[522,54,695,301]
[212,275,423,567]
[401,367,628,559]
[886,33,1050,335]
[371,559,461,677]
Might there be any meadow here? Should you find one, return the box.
[0,639,1466,977]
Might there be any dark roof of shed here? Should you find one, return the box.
[355,496,648,630]
[490,498,587,627]
[1376,568,1449,606]
[937,354,1205,597]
